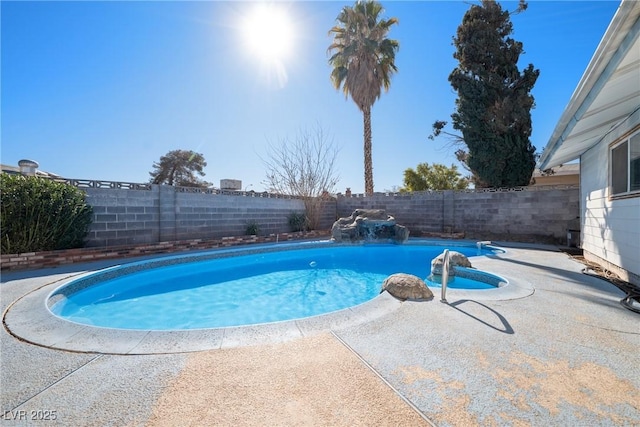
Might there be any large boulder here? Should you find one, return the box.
[381,273,434,301]
[430,251,472,275]
[331,209,409,243]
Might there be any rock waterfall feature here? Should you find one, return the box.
[331,209,409,243]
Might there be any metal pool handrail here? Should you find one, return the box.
[441,249,450,303]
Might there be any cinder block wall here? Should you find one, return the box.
[84,185,307,247]
[82,183,578,247]
[336,186,579,244]
[84,186,160,247]
[337,192,445,233]
[172,191,304,241]
[317,199,338,230]
[452,188,580,242]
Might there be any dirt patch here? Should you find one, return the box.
[494,351,640,425]
[393,348,640,426]
[393,365,478,426]
[146,333,430,426]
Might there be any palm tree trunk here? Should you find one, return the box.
[363,105,374,195]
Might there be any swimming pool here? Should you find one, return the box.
[49,241,504,330]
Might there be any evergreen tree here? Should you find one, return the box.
[436,0,539,188]
[149,150,210,188]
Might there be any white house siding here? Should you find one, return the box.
[580,115,640,285]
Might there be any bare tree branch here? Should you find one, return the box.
[261,124,340,198]
[261,124,340,229]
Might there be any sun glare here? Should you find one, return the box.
[242,4,293,62]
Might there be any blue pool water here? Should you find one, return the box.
[50,243,500,330]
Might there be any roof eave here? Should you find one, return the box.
[538,0,640,170]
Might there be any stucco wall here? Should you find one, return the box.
[580,114,640,285]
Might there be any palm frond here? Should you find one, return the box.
[327,0,399,110]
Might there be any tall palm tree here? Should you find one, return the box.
[328,0,399,195]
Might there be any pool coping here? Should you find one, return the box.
[3,240,535,354]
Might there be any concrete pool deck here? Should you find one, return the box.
[1,242,639,425]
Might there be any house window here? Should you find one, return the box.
[610,130,640,196]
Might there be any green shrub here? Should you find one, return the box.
[245,220,260,236]
[288,211,309,232]
[1,173,93,253]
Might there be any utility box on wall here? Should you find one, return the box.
[567,229,581,248]
[220,179,242,190]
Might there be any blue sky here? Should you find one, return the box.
[1,1,620,194]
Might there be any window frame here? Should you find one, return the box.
[609,127,640,200]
